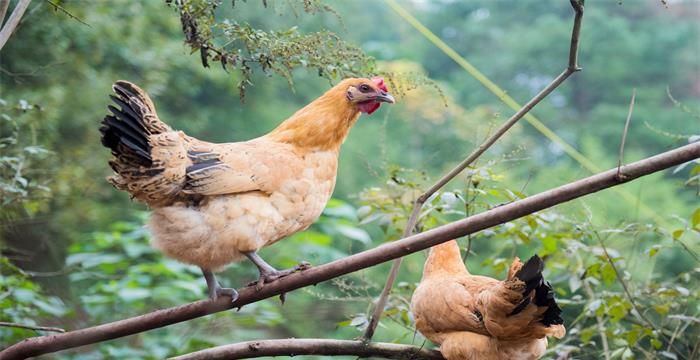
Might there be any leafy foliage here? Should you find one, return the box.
[168,0,375,97]
[0,99,51,207]
[0,257,68,344]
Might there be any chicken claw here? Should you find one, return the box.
[244,252,312,291]
[202,268,239,303]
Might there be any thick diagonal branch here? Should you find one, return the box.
[2,141,697,360]
[362,0,585,340]
[0,0,31,51]
[169,339,444,360]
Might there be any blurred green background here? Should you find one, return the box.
[1,0,698,359]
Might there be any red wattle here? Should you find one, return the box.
[358,101,380,114]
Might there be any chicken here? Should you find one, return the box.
[410,240,565,360]
[100,77,394,302]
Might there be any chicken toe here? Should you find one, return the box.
[244,252,311,290]
[214,286,239,303]
[202,268,239,303]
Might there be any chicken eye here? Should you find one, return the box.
[359,84,371,93]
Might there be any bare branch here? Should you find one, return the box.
[169,339,444,360]
[617,88,636,180]
[2,141,697,360]
[0,322,65,333]
[362,0,585,340]
[0,0,31,51]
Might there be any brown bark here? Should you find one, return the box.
[169,339,444,360]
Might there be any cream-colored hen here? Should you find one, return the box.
[411,240,565,360]
[100,78,394,301]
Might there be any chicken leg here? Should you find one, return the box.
[244,251,311,290]
[202,268,239,303]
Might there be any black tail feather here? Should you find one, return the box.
[509,255,564,326]
[108,95,143,124]
[535,281,564,326]
[100,82,156,169]
[515,255,545,295]
[101,113,149,152]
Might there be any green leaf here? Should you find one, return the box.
[323,199,357,220]
[12,288,36,303]
[587,299,603,313]
[585,263,602,279]
[692,208,700,229]
[646,245,661,257]
[66,253,124,268]
[580,326,596,343]
[625,328,639,345]
[622,348,634,359]
[349,314,367,327]
[334,224,370,244]
[293,231,332,246]
[569,274,582,293]
[654,303,670,315]
[672,229,684,239]
[118,288,151,302]
[608,301,629,322]
[336,320,351,328]
[34,297,67,316]
[601,263,617,286]
[23,146,50,156]
[542,235,557,254]
[659,351,678,359]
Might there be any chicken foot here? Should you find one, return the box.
[202,268,239,303]
[244,251,311,294]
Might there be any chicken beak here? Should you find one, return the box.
[375,91,395,104]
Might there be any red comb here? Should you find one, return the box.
[371,77,388,92]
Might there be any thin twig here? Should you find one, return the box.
[0,322,65,333]
[362,0,585,341]
[1,142,698,360]
[169,339,444,360]
[0,0,31,51]
[617,88,636,180]
[666,318,691,353]
[463,173,478,261]
[43,0,90,27]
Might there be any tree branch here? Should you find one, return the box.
[2,141,697,360]
[362,0,585,340]
[0,0,31,51]
[168,339,444,360]
[0,322,65,334]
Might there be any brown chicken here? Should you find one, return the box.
[411,240,565,360]
[100,77,394,302]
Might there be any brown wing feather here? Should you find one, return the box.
[182,140,304,196]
